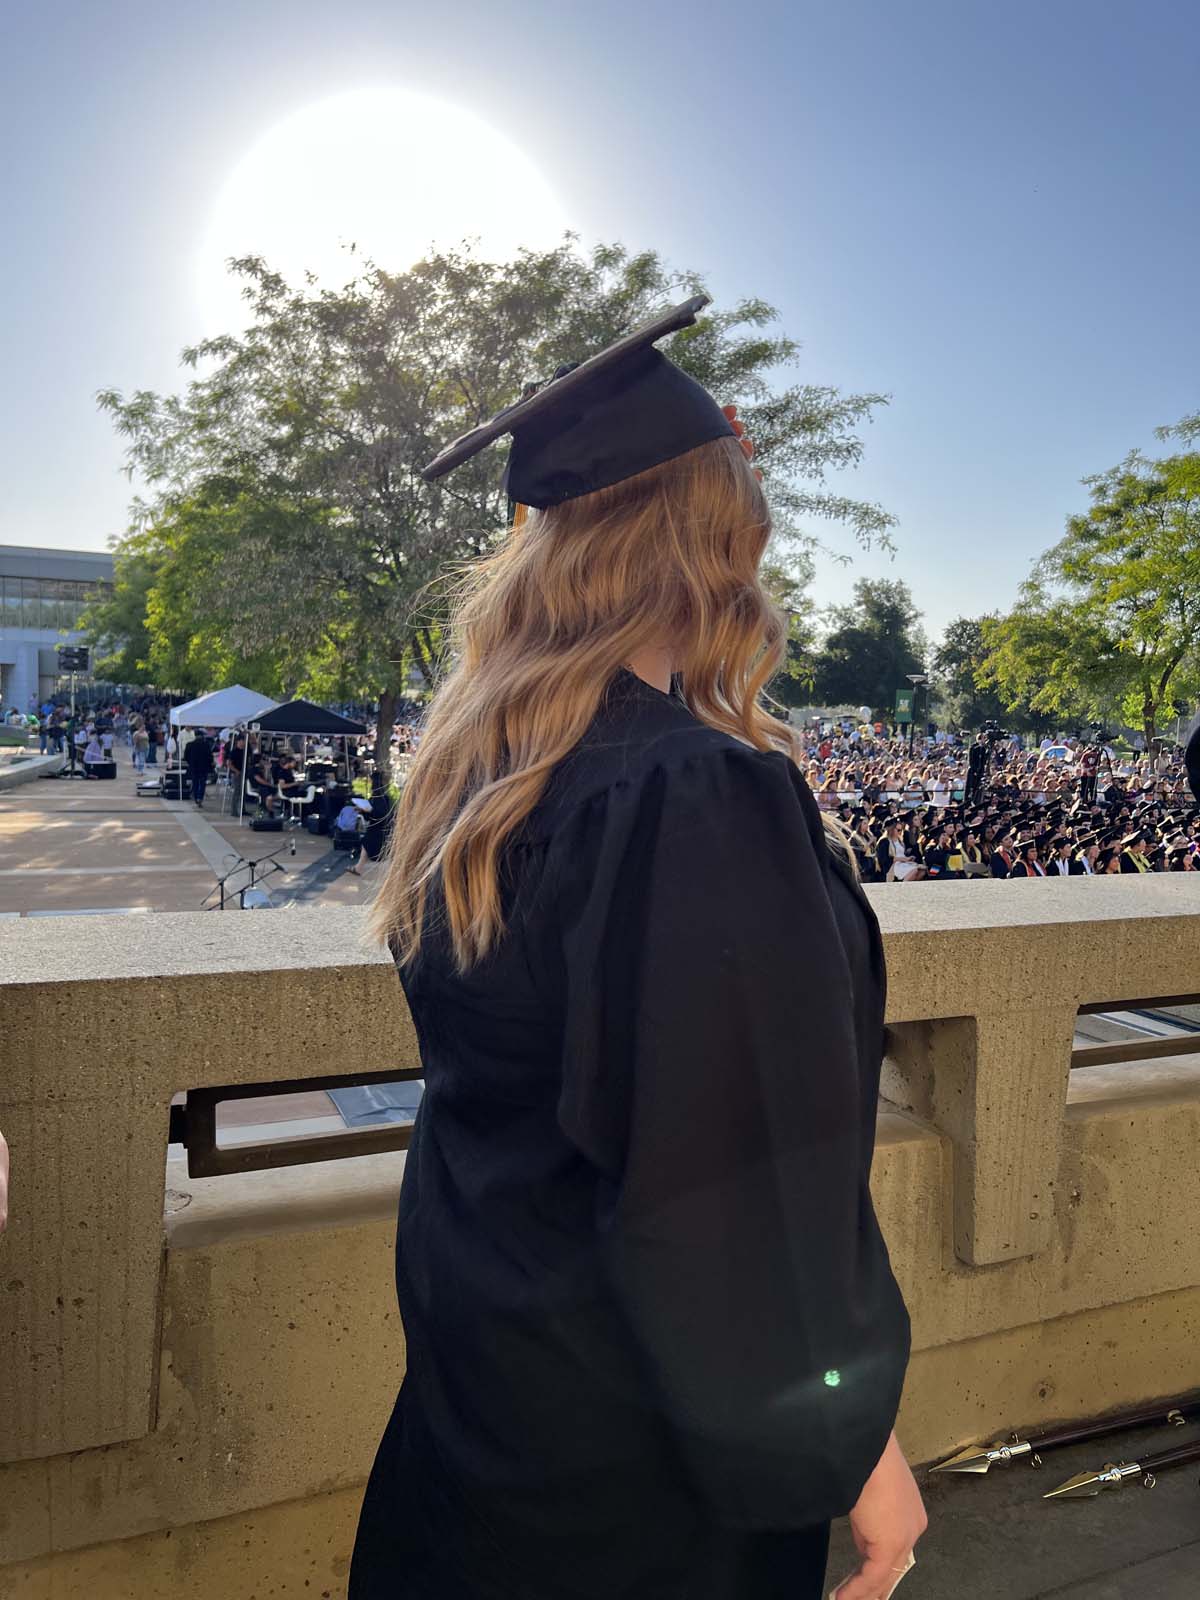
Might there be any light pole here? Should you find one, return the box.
[906,672,928,757]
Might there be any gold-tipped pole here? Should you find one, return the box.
[1044,1463,1139,1500]
[931,1439,1033,1475]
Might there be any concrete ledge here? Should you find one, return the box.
[163,1147,406,1250]
[3,1073,1198,1565]
[0,751,65,789]
[3,884,1200,1584]
[0,1485,360,1600]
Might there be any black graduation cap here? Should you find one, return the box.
[420,294,736,508]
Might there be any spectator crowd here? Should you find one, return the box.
[11,693,1198,881]
[798,723,1199,881]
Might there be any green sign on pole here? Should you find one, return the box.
[895,688,914,725]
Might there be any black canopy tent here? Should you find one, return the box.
[240,699,368,822]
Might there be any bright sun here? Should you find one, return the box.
[196,87,570,335]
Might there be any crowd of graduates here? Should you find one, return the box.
[801,725,1198,883]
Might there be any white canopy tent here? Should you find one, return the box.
[169,686,279,729]
[165,686,279,803]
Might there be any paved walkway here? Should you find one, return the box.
[0,744,378,915]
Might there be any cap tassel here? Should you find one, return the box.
[512,502,529,529]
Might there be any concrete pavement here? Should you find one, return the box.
[0,743,379,915]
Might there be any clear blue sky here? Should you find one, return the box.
[3,0,1198,642]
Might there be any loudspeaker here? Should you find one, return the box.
[160,771,191,800]
[250,815,284,832]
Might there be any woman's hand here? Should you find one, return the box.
[835,1431,927,1600]
[0,1127,9,1234]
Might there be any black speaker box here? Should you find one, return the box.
[250,815,284,832]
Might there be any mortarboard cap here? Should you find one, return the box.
[420,294,736,509]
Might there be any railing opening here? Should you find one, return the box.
[168,1069,423,1177]
[1073,999,1200,1069]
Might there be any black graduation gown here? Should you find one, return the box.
[349,669,910,1600]
[1186,709,1200,803]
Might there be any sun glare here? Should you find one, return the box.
[196,87,570,335]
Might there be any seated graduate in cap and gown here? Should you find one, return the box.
[349,298,917,1600]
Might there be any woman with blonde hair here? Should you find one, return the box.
[351,300,922,1600]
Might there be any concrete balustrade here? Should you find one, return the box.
[2,879,1199,1595]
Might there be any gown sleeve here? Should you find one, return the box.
[549,743,910,1529]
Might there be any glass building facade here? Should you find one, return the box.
[0,546,115,711]
[0,575,101,633]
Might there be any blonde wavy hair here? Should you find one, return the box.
[371,434,853,971]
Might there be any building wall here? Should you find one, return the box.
[0,544,114,711]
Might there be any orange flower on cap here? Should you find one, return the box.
[723,405,763,479]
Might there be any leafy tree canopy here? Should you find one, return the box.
[808,578,927,717]
[980,430,1200,742]
[94,240,894,745]
[931,615,1013,731]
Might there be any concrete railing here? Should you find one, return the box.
[0,748,64,788]
[2,882,1200,1596]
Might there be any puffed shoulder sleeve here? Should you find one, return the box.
[548,745,910,1528]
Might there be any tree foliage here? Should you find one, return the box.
[931,615,1013,730]
[809,579,926,716]
[95,240,894,746]
[980,434,1200,742]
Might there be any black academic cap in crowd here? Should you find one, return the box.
[1121,829,1147,846]
[1075,832,1099,848]
[420,294,736,508]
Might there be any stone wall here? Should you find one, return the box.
[2,882,1199,1595]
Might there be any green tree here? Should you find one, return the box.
[810,578,926,716]
[81,496,299,696]
[78,542,158,684]
[980,434,1200,743]
[760,552,818,707]
[931,615,1012,730]
[99,241,895,761]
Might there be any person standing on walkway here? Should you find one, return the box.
[184,731,216,808]
[352,302,922,1600]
